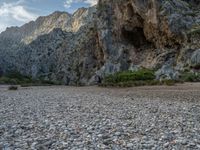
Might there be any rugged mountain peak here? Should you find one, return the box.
[21,11,72,44]
[0,11,71,43]
[73,7,88,17]
[0,8,95,44]
[71,6,97,32]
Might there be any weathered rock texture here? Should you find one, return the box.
[0,0,200,84]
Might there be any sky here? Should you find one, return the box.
[0,0,98,32]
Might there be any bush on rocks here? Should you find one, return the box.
[103,69,155,84]
[101,69,160,87]
[180,72,200,82]
[100,69,181,87]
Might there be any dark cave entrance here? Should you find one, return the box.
[121,27,151,48]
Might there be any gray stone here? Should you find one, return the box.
[127,143,134,148]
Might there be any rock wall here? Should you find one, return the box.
[95,0,200,79]
[0,0,200,84]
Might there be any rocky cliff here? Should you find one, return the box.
[0,0,200,85]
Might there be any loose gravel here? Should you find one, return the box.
[0,83,200,149]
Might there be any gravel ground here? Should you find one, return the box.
[0,83,200,150]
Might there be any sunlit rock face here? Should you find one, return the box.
[0,0,199,84]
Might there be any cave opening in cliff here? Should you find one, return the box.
[122,27,151,49]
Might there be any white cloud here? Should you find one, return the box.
[64,0,98,9]
[85,0,98,6]
[0,0,38,32]
[64,0,73,8]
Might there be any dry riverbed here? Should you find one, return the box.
[0,83,200,149]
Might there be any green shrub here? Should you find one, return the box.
[100,69,182,87]
[0,77,10,84]
[0,71,62,86]
[161,80,176,86]
[0,71,32,85]
[8,85,18,90]
[5,71,30,81]
[103,69,155,84]
[0,77,21,84]
[180,72,200,82]
[20,79,62,87]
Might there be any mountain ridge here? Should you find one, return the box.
[0,7,96,44]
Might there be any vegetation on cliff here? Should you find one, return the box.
[100,69,179,87]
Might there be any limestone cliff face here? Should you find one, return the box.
[0,0,200,84]
[95,0,200,79]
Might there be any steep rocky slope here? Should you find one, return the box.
[0,0,200,85]
[0,7,99,85]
